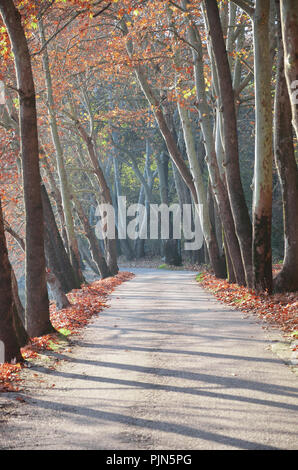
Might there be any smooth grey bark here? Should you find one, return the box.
[204,0,253,287]
[122,21,225,278]
[113,152,134,261]
[177,102,220,269]
[46,271,70,310]
[71,191,111,279]
[186,21,245,285]
[230,0,274,292]
[252,0,273,293]
[156,149,181,266]
[74,121,118,275]
[171,151,204,264]
[135,181,146,259]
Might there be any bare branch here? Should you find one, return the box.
[234,71,254,97]
[168,0,187,13]
[229,0,255,18]
[93,2,112,18]
[33,10,83,56]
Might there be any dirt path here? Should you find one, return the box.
[0,268,297,450]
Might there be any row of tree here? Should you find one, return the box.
[0,0,297,363]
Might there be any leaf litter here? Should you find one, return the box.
[0,271,135,393]
[196,268,298,367]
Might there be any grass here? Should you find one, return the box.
[158,263,168,269]
[195,272,206,283]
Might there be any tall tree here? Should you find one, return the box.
[252,0,273,293]
[185,19,245,285]
[280,0,298,141]
[204,0,253,288]
[122,20,226,278]
[0,0,53,337]
[41,184,80,293]
[38,17,84,287]
[273,0,298,292]
[0,197,22,363]
[71,191,111,279]
[73,119,119,275]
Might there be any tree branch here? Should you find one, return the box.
[4,220,25,251]
[229,0,255,18]
[33,10,83,56]
[234,71,254,97]
[93,2,112,18]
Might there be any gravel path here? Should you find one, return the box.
[0,268,297,450]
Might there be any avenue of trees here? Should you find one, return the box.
[0,0,297,362]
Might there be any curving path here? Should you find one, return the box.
[0,268,297,450]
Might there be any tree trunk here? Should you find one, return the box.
[171,157,202,264]
[135,182,146,258]
[273,3,298,292]
[252,0,273,293]
[153,101,224,276]
[113,155,134,260]
[11,267,29,347]
[4,223,30,344]
[76,124,118,275]
[280,0,298,141]
[41,184,80,292]
[137,84,197,202]
[0,0,53,337]
[156,152,168,259]
[186,22,246,285]
[39,18,84,287]
[11,266,25,324]
[41,149,69,253]
[156,150,181,266]
[0,198,23,363]
[46,271,70,310]
[204,0,253,287]
[72,192,111,279]
[123,24,226,277]
[6,188,74,313]
[78,237,100,275]
[177,102,225,276]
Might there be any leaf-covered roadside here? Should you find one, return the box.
[196,269,298,337]
[0,271,135,393]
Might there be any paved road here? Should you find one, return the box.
[0,268,297,450]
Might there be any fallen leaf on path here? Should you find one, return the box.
[0,272,135,393]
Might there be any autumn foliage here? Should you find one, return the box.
[0,0,297,378]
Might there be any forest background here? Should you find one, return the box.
[0,0,297,364]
